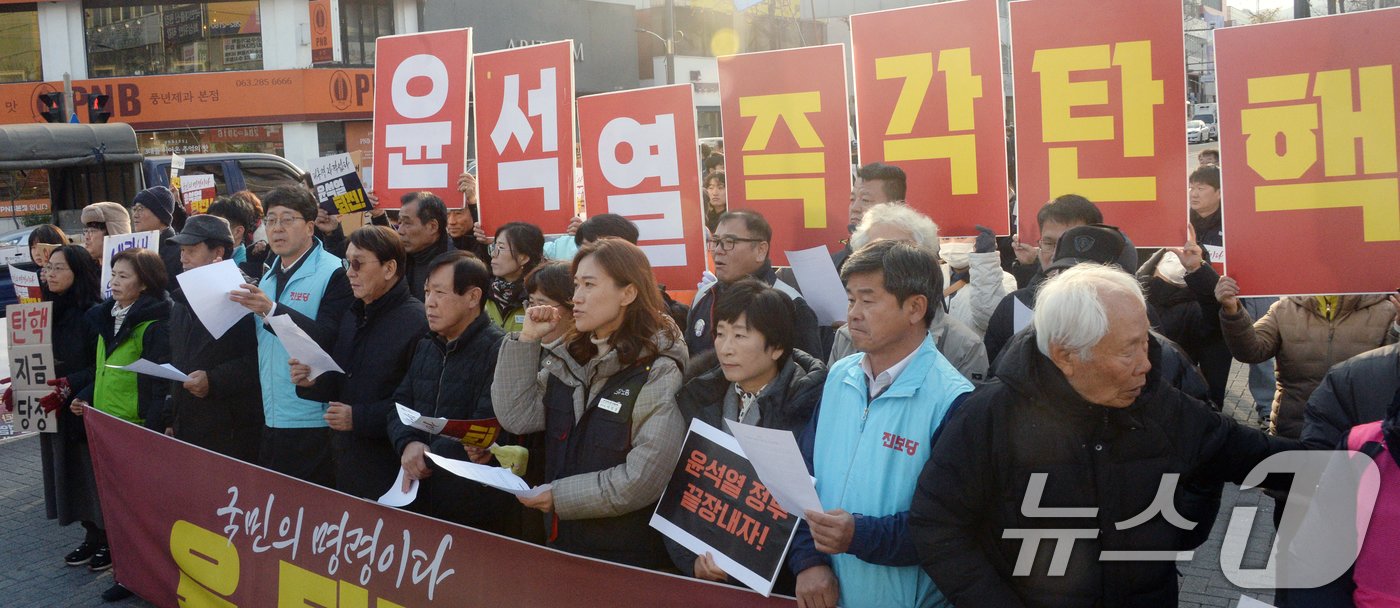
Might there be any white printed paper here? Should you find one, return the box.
[177,259,251,339]
[264,314,343,379]
[396,402,448,435]
[424,451,551,498]
[725,420,823,516]
[101,231,162,299]
[378,467,419,507]
[785,245,848,325]
[1012,297,1034,334]
[109,359,191,383]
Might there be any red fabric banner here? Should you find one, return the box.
[719,45,852,265]
[82,408,796,606]
[474,40,579,235]
[578,84,708,292]
[371,29,473,210]
[1010,0,1188,247]
[1215,9,1400,296]
[850,0,1010,236]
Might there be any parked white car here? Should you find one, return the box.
[1187,120,1209,144]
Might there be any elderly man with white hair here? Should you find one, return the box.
[827,203,990,384]
[908,264,1299,608]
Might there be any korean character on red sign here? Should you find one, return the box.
[680,483,705,514]
[1240,67,1400,242]
[745,480,791,521]
[683,449,707,477]
[697,491,729,524]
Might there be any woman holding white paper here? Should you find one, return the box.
[67,247,171,602]
[492,238,688,570]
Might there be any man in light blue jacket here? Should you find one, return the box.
[791,239,973,608]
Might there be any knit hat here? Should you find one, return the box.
[80,202,132,236]
[132,186,177,227]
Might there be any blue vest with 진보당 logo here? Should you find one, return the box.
[256,241,341,428]
[814,335,972,608]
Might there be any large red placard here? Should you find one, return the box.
[1010,0,1187,247]
[1216,8,1400,296]
[578,84,708,292]
[719,45,852,265]
[371,29,472,210]
[474,40,578,235]
[851,0,1010,236]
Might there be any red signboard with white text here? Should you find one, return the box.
[578,84,707,291]
[1216,8,1400,295]
[1010,0,1187,247]
[372,29,472,210]
[719,45,852,265]
[474,41,578,235]
[851,0,1010,236]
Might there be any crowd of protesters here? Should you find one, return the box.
[5,145,1400,608]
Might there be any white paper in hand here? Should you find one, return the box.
[264,314,343,379]
[1012,297,1034,333]
[725,420,823,516]
[395,403,448,434]
[785,245,848,325]
[424,452,551,498]
[110,359,191,382]
[378,468,418,507]
[177,259,251,339]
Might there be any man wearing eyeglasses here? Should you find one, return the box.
[687,210,822,359]
[230,185,354,486]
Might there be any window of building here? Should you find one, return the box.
[137,124,284,157]
[84,0,263,77]
[0,5,42,83]
[340,0,393,67]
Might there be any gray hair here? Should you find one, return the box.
[850,203,941,260]
[1034,264,1145,360]
[840,239,944,325]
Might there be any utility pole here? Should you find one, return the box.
[664,0,676,85]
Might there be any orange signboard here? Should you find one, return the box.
[0,68,373,131]
[1010,0,1188,247]
[310,0,336,64]
[1216,8,1400,296]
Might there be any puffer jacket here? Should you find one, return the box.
[1302,342,1400,450]
[910,330,1300,607]
[1221,295,1397,438]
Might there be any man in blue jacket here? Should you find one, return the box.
[230,185,353,486]
[791,240,973,608]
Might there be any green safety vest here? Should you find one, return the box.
[92,320,155,425]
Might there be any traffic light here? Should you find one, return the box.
[88,93,112,124]
[37,92,63,123]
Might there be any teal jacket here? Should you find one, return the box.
[793,335,972,607]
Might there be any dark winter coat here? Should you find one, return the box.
[169,284,262,462]
[1302,342,1400,450]
[297,279,426,498]
[158,227,183,282]
[402,235,455,302]
[686,261,821,358]
[385,313,513,531]
[41,289,101,526]
[49,290,99,442]
[1137,252,1231,406]
[911,330,1300,608]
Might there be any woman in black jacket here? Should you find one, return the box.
[670,278,823,589]
[291,226,427,499]
[33,246,103,567]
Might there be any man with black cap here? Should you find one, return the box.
[131,186,185,281]
[166,215,263,462]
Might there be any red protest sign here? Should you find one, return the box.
[1216,9,1400,296]
[1010,0,1188,247]
[578,84,707,292]
[371,29,472,210]
[82,409,793,607]
[474,40,577,235]
[7,302,51,346]
[851,0,1010,236]
[719,44,852,265]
